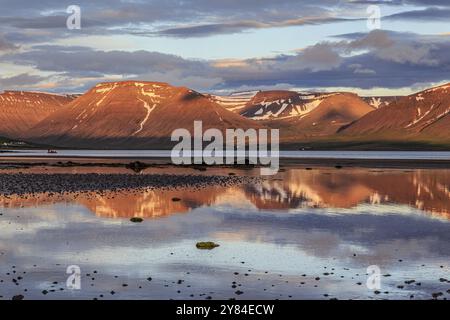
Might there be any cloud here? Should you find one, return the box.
[0,73,47,88]
[0,35,18,51]
[385,7,450,21]
[2,30,449,92]
[7,45,205,75]
[0,16,105,30]
[349,64,376,75]
[0,0,448,43]
[336,30,441,66]
[152,16,355,38]
[3,45,222,91]
[399,0,450,6]
[351,0,450,6]
[213,30,450,90]
[0,0,361,42]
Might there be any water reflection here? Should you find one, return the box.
[0,167,449,300]
[0,168,449,219]
[245,169,450,219]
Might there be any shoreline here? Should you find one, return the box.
[0,173,259,196]
[1,156,450,169]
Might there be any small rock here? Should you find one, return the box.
[432,292,443,299]
[196,242,220,250]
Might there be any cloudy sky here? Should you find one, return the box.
[0,0,449,95]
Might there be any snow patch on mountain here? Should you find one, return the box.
[95,83,117,106]
[368,97,382,108]
[405,105,434,128]
[132,99,156,135]
[207,91,258,113]
[416,95,425,101]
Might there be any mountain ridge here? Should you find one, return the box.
[25,81,263,149]
[1,81,449,150]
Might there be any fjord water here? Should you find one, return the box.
[0,166,449,300]
[2,149,450,160]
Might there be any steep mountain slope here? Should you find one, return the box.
[26,81,263,148]
[272,93,375,139]
[0,91,74,139]
[341,83,450,140]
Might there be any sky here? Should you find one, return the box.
[0,0,449,95]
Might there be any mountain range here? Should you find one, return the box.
[1,81,449,149]
[25,81,260,148]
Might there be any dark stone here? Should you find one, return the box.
[196,242,220,250]
[432,292,443,299]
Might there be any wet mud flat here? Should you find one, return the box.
[1,253,449,301]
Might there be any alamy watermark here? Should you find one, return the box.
[366,265,381,290]
[66,5,81,30]
[66,265,81,290]
[171,121,279,176]
[367,5,381,30]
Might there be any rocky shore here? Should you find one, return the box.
[0,173,260,196]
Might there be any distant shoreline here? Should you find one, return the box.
[1,156,450,170]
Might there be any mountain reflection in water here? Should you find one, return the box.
[0,168,449,220]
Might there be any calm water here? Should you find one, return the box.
[1,149,450,160]
[0,166,449,300]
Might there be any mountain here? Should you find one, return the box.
[0,91,74,139]
[26,81,262,149]
[341,83,450,140]
[238,90,337,120]
[216,90,374,137]
[10,82,450,150]
[264,92,375,139]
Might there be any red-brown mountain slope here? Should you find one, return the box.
[341,83,450,140]
[0,91,74,139]
[270,92,375,139]
[26,81,263,148]
[239,90,338,120]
